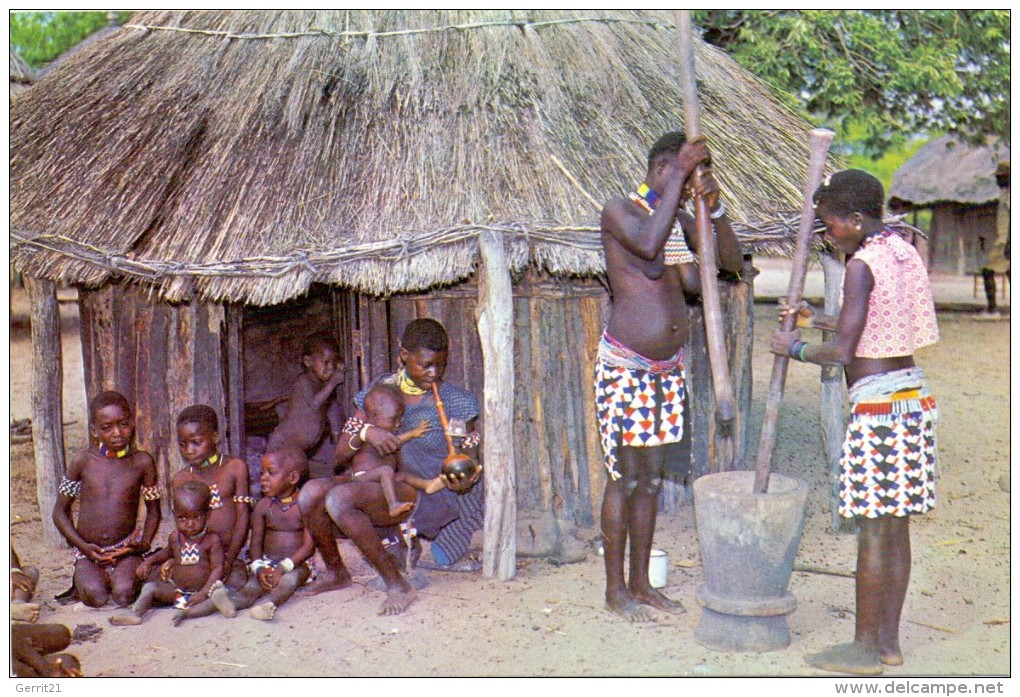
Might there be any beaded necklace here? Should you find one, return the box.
[178,529,207,566]
[397,369,426,396]
[273,493,297,512]
[628,182,697,265]
[629,182,658,214]
[189,453,220,472]
[99,444,131,459]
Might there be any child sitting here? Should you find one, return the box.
[109,481,224,626]
[267,334,345,461]
[339,382,436,517]
[172,405,252,589]
[187,447,315,622]
[52,391,161,608]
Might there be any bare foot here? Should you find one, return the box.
[300,568,353,596]
[630,586,685,614]
[108,614,143,626]
[806,641,883,675]
[11,600,40,623]
[880,641,904,666]
[250,601,277,621]
[379,579,417,616]
[171,611,187,627]
[388,501,414,517]
[210,582,236,618]
[423,477,445,494]
[605,589,655,622]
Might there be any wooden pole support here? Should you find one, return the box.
[752,128,835,494]
[26,276,68,547]
[675,11,737,440]
[475,230,516,580]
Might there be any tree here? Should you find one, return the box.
[694,10,1010,157]
[10,11,132,68]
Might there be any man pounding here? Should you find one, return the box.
[596,131,742,621]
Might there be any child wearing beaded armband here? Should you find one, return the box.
[771,170,939,675]
[185,447,315,622]
[171,405,253,589]
[110,481,224,626]
[52,391,161,608]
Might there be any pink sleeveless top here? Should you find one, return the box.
[850,231,939,358]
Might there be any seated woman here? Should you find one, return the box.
[297,318,482,615]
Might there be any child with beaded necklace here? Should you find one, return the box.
[180,447,315,622]
[52,390,161,608]
[171,405,253,589]
[109,480,224,626]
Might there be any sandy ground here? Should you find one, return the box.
[6,286,1012,683]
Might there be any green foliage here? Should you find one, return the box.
[695,10,1010,157]
[10,11,132,68]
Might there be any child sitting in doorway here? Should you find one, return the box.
[267,334,345,464]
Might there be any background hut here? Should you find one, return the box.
[889,135,1010,275]
[11,10,824,576]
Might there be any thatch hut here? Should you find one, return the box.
[889,135,1010,274]
[11,10,824,577]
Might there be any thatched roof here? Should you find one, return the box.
[889,135,1010,208]
[9,49,34,101]
[12,10,829,306]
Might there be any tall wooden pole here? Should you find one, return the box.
[475,230,516,580]
[26,276,67,547]
[753,128,835,493]
[675,11,736,471]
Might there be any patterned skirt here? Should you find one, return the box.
[594,333,686,481]
[839,370,938,519]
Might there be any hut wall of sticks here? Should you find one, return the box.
[889,135,1010,275]
[11,10,829,576]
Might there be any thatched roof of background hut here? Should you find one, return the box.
[12,10,826,306]
[889,135,1010,208]
[9,49,34,101]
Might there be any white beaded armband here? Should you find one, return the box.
[232,494,254,506]
[341,416,365,436]
[250,559,269,574]
[710,202,727,219]
[141,485,161,501]
[59,477,82,498]
[462,431,481,449]
[279,558,295,573]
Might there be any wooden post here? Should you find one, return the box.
[820,251,854,533]
[224,307,245,457]
[26,276,67,547]
[475,230,516,580]
[728,255,758,469]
